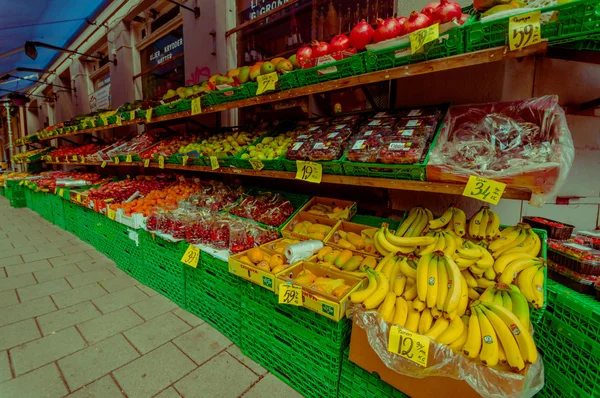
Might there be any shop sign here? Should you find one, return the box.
[89,84,111,112]
[240,0,295,22]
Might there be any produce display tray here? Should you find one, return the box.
[296,54,366,87]
[209,84,252,105]
[153,99,191,117]
[282,158,344,175]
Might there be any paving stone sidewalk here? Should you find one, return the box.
[0,197,302,398]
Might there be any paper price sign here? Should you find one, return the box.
[101,161,107,168]
[116,116,122,126]
[107,209,116,220]
[130,111,136,121]
[126,154,132,163]
[72,155,77,161]
[101,115,108,126]
[58,189,64,197]
[210,156,220,170]
[295,160,322,184]
[146,108,153,123]
[182,156,189,166]
[256,72,278,95]
[77,194,82,203]
[249,159,264,171]
[80,156,85,164]
[388,326,429,367]
[65,156,70,163]
[462,175,506,205]
[55,157,59,163]
[158,156,165,169]
[410,23,439,54]
[509,11,541,51]
[191,97,201,115]
[114,157,120,165]
[144,159,151,167]
[278,284,303,306]
[181,245,200,268]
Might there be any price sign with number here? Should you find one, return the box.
[388,326,429,367]
[462,175,506,205]
[72,155,77,161]
[101,161,107,168]
[410,23,439,54]
[55,157,59,163]
[58,189,64,197]
[80,156,85,164]
[509,11,541,51]
[116,116,122,126]
[210,156,220,170]
[295,160,322,184]
[158,156,165,169]
[144,158,150,167]
[278,284,303,306]
[77,194,82,203]
[249,159,264,171]
[107,209,116,220]
[180,245,200,268]
[182,156,189,166]
[256,72,278,95]
[126,154,132,163]
[114,157,120,165]
[101,115,108,126]
[146,108,153,123]
[130,110,136,121]
[191,97,202,115]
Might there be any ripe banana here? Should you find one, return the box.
[442,255,463,315]
[501,291,513,312]
[394,273,408,296]
[416,254,432,302]
[453,207,467,237]
[475,247,494,269]
[397,258,417,280]
[375,228,416,255]
[478,208,490,240]
[457,242,483,260]
[474,307,499,367]
[378,292,396,322]
[425,317,450,340]
[402,282,418,301]
[532,266,545,309]
[499,257,544,285]
[442,231,458,257]
[436,257,449,312]
[433,232,446,252]
[462,270,478,289]
[468,287,480,300]
[501,229,538,256]
[350,270,378,304]
[437,315,465,345]
[468,207,485,239]
[489,226,521,253]
[413,298,427,312]
[507,285,531,332]
[486,209,501,239]
[479,286,496,303]
[448,317,469,353]
[408,209,430,237]
[479,305,526,371]
[418,308,434,334]
[363,269,390,309]
[375,252,396,272]
[384,227,436,247]
[525,229,541,256]
[476,278,495,289]
[494,253,536,275]
[419,232,439,255]
[492,228,529,258]
[463,311,482,359]
[392,297,409,326]
[483,267,496,281]
[405,301,421,332]
[426,255,439,309]
[456,275,469,317]
[429,206,454,230]
[431,307,442,319]
[395,207,420,237]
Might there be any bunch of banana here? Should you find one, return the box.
[465,301,538,371]
[468,206,501,240]
[395,207,433,237]
[429,205,467,237]
[349,268,390,310]
[373,225,437,256]
[419,229,462,257]
[495,253,545,289]
[479,283,531,330]
[461,269,490,297]
[515,261,546,309]
[454,241,495,276]
[488,223,541,259]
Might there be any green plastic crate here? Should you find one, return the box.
[296,54,366,87]
[144,270,186,307]
[537,366,588,398]
[465,0,600,52]
[140,231,188,281]
[51,195,66,229]
[552,32,600,51]
[186,287,242,345]
[153,99,191,117]
[350,214,400,230]
[209,84,252,105]
[198,251,244,290]
[363,24,466,73]
[282,157,345,175]
[535,313,600,397]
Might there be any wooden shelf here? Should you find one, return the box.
[38,118,144,142]
[45,161,532,201]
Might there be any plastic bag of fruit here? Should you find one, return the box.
[426,96,574,206]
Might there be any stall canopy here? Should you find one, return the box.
[0,0,110,98]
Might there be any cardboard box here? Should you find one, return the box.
[348,320,531,398]
[260,237,301,253]
[277,262,363,321]
[228,248,301,293]
[280,211,340,241]
[325,221,380,258]
[300,196,357,220]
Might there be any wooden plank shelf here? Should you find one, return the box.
[37,118,144,142]
[45,161,533,201]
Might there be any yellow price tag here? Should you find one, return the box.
[278,284,303,306]
[191,97,201,115]
[101,161,107,168]
[130,110,135,121]
[410,23,439,54]
[182,156,189,166]
[462,175,506,205]
[77,194,82,203]
[210,156,220,170]
[146,108,153,123]
[144,158,150,167]
[80,156,85,164]
[388,326,429,367]
[126,154,132,163]
[249,159,264,171]
[107,209,116,220]
[181,245,200,268]
[114,157,120,165]
[509,10,541,51]
[58,189,64,197]
[256,72,278,95]
[101,115,108,126]
[55,157,59,163]
[295,160,322,184]
[116,115,122,126]
[19,181,24,185]
[158,156,165,169]
[72,155,77,161]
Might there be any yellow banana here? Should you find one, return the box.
[499,258,544,285]
[468,208,485,239]
[375,251,396,272]
[468,287,480,300]
[375,228,416,254]
[382,257,397,279]
[463,311,482,359]
[469,264,486,276]
[475,247,494,269]
[442,255,463,314]
[373,232,391,256]
[413,298,427,312]
[488,227,521,252]
[419,232,439,255]
[363,269,390,309]
[476,278,495,289]
[442,231,457,257]
[436,257,449,312]
[480,306,526,371]
[397,258,417,280]
[478,208,490,239]
[452,207,467,237]
[501,229,537,256]
[494,253,536,275]
[424,208,434,223]
[483,267,496,281]
[475,307,499,367]
[425,317,450,340]
[396,207,420,237]
[418,308,434,334]
[392,297,409,326]
[426,255,439,309]
[429,206,454,230]
[508,285,530,332]
[456,256,478,269]
[516,263,539,303]
[433,232,446,252]
[384,227,436,247]
[526,229,541,256]
[409,209,430,237]
[462,270,478,288]
[493,291,504,306]
[378,292,397,322]
[492,228,529,258]
[350,270,378,303]
[498,340,507,364]
[479,286,496,303]
[457,243,482,260]
[448,317,469,353]
[486,210,501,239]
[416,254,432,302]
[405,301,420,332]
[532,266,545,309]
[431,307,442,319]
[481,302,537,364]
[501,291,513,312]
[437,315,465,345]
[456,275,469,317]
[402,282,418,301]
[394,273,408,296]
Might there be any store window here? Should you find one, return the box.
[87,44,111,112]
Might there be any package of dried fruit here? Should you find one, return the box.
[286,141,310,160]
[346,136,384,163]
[307,140,345,161]
[378,138,427,164]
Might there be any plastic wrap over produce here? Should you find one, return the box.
[354,309,544,398]
[426,96,574,206]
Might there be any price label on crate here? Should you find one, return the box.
[249,159,264,171]
[158,156,165,169]
[256,72,278,95]
[462,175,506,205]
[130,111,136,121]
[58,189,64,197]
[80,156,85,164]
[388,325,429,367]
[509,10,541,51]
[181,245,200,268]
[278,284,303,306]
[182,156,189,166]
[210,156,220,170]
[116,115,122,126]
[191,97,202,115]
[146,108,153,123]
[55,157,59,163]
[410,23,439,54]
[114,157,120,165]
[144,158,151,168]
[126,154,132,163]
[295,160,322,184]
[72,155,77,161]
[101,161,107,168]
[101,115,108,126]
[77,194,82,203]
[107,209,116,220]
[19,181,24,186]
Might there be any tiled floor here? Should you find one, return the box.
[0,198,303,398]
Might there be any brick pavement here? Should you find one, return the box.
[0,198,303,398]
